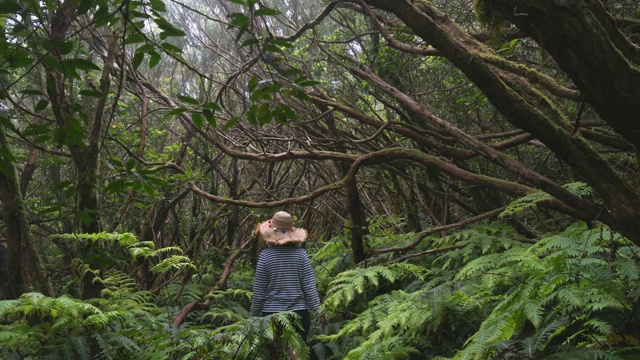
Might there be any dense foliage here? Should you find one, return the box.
[2,0,640,358]
[1,221,639,359]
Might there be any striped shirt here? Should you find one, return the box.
[250,246,321,316]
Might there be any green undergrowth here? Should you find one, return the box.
[317,221,640,359]
[1,222,639,359]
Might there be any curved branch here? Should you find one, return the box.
[359,0,640,245]
[189,147,534,208]
[172,233,255,327]
[275,1,340,42]
[373,206,505,254]
[345,60,602,221]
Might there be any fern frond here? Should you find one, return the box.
[90,332,111,359]
[544,348,624,360]
[500,182,592,219]
[523,299,544,329]
[151,255,196,273]
[345,336,419,360]
[74,336,91,360]
[324,263,424,309]
[0,299,20,317]
[455,246,536,281]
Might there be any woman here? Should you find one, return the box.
[250,211,321,357]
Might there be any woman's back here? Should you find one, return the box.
[251,246,320,315]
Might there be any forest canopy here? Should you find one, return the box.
[1,0,639,359]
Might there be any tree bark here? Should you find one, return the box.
[44,1,123,298]
[46,2,96,232]
[359,0,640,245]
[20,146,38,197]
[0,125,53,298]
[324,108,368,264]
[485,0,640,151]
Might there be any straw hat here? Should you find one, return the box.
[258,211,307,245]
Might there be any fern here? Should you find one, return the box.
[500,181,593,219]
[324,263,425,310]
[50,232,138,247]
[210,311,309,359]
[51,232,197,303]
[322,222,640,359]
[159,282,209,305]
[452,222,639,359]
[0,273,196,360]
[151,255,196,273]
[345,336,419,359]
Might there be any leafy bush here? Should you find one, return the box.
[320,222,640,359]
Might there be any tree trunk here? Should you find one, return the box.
[0,125,53,298]
[72,146,101,233]
[485,0,640,151]
[20,146,38,197]
[45,0,113,234]
[43,1,123,298]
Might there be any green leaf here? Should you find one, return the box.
[192,112,203,129]
[20,89,44,96]
[250,82,280,101]
[149,0,166,12]
[73,58,101,71]
[269,38,293,49]
[61,59,82,79]
[57,41,75,55]
[153,17,186,37]
[124,33,145,44]
[254,7,280,16]
[203,109,216,127]
[226,0,246,5]
[10,23,29,36]
[148,51,161,68]
[177,95,199,105]
[290,89,310,101]
[132,51,145,69]
[42,55,63,72]
[294,77,321,87]
[77,0,93,15]
[264,42,283,53]
[223,116,240,131]
[22,123,52,137]
[0,0,21,14]
[130,10,152,19]
[166,108,188,116]
[247,76,259,91]
[203,102,221,111]
[229,13,250,30]
[79,89,103,97]
[247,104,257,125]
[8,48,33,68]
[125,158,136,171]
[137,43,155,53]
[0,162,15,177]
[34,100,49,112]
[256,103,271,125]
[273,103,298,123]
[107,157,123,169]
[160,42,182,54]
